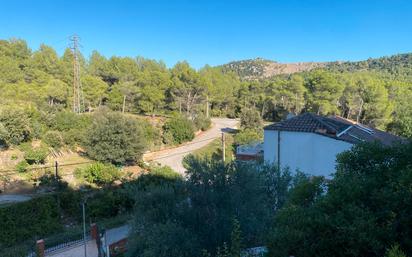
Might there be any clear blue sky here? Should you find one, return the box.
[1,0,412,69]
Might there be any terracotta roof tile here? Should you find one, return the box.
[264,113,402,146]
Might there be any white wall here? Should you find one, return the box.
[263,130,353,177]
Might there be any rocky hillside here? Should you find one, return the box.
[220,58,326,80]
[220,53,412,80]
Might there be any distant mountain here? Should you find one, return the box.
[219,53,412,80]
[220,58,326,80]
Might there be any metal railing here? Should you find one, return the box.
[45,235,91,256]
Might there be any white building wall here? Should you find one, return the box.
[263,130,353,177]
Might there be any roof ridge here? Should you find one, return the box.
[309,113,338,134]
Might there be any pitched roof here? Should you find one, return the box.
[264,113,402,146]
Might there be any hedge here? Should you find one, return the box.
[0,196,62,247]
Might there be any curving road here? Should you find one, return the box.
[143,118,238,175]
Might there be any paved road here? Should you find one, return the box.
[0,194,31,204]
[144,118,238,175]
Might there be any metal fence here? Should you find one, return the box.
[45,236,91,256]
[0,243,36,257]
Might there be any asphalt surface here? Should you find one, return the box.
[144,118,238,175]
[0,194,32,204]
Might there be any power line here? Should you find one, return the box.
[0,160,94,175]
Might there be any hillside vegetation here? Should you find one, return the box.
[1,38,412,167]
[221,53,412,81]
[221,58,326,80]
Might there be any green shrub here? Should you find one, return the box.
[58,190,83,219]
[140,119,162,151]
[43,130,63,149]
[0,123,8,147]
[240,108,263,130]
[83,111,147,164]
[163,116,195,145]
[62,129,85,147]
[75,162,121,186]
[193,114,211,131]
[234,129,262,145]
[87,190,134,219]
[15,160,29,173]
[385,244,407,257]
[0,196,61,247]
[30,120,45,139]
[0,107,31,145]
[20,143,49,164]
[52,111,91,131]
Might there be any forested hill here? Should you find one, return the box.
[326,53,412,77]
[220,53,412,80]
[1,38,412,139]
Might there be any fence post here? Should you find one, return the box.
[91,223,98,240]
[36,239,45,257]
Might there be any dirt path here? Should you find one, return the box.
[143,118,238,175]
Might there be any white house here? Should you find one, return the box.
[263,113,401,177]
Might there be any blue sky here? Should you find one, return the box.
[1,0,412,69]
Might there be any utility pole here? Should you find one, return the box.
[221,132,225,162]
[82,200,87,257]
[54,161,59,179]
[122,95,126,113]
[70,34,84,114]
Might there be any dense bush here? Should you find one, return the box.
[83,111,147,164]
[20,143,49,164]
[75,162,121,186]
[386,244,407,257]
[240,108,263,130]
[127,158,293,257]
[52,111,91,131]
[0,186,136,252]
[0,123,8,147]
[139,119,162,151]
[0,196,61,247]
[233,129,262,145]
[62,129,86,147]
[193,114,211,131]
[43,130,64,149]
[15,160,29,173]
[0,107,32,146]
[128,165,183,190]
[162,116,195,145]
[86,189,134,220]
[46,111,91,147]
[267,142,412,257]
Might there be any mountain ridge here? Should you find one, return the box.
[219,53,412,80]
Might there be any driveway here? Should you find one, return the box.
[143,118,238,174]
[46,240,98,257]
